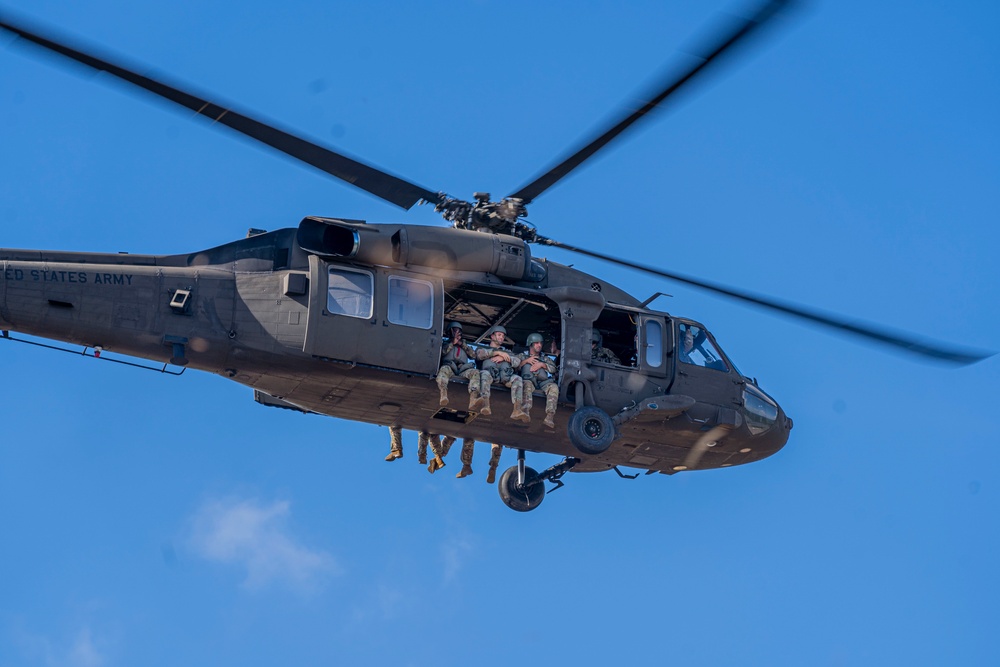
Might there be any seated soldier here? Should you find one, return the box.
[518,332,560,429]
[591,330,621,364]
[435,321,481,411]
[476,325,528,422]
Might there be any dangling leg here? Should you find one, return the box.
[486,443,502,484]
[456,438,475,478]
[543,383,559,429]
[436,366,454,407]
[465,368,484,412]
[510,376,529,422]
[480,373,493,416]
[428,434,451,473]
[521,380,536,421]
[385,425,403,461]
[417,431,430,465]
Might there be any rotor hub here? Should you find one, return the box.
[431,193,536,242]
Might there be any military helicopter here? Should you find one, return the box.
[0,0,990,512]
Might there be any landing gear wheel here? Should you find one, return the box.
[567,406,615,455]
[498,465,545,512]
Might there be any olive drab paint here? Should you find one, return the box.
[0,220,793,487]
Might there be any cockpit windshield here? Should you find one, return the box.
[677,323,730,372]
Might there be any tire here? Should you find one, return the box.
[567,406,615,455]
[498,465,546,512]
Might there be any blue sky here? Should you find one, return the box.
[1,1,997,665]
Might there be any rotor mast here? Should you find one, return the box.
[431,193,535,241]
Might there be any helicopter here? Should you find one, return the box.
[0,1,991,513]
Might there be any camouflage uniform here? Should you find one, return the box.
[456,437,476,478]
[486,443,503,484]
[385,425,403,461]
[591,330,621,365]
[417,431,439,465]
[592,346,620,364]
[477,328,528,422]
[436,326,481,410]
[428,433,456,473]
[519,337,560,430]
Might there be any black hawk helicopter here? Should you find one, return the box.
[0,0,990,511]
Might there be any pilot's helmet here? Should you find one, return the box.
[526,333,544,346]
[446,321,463,333]
[592,330,603,346]
[488,325,507,337]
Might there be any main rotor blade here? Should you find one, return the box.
[536,236,993,366]
[0,15,441,210]
[508,0,792,205]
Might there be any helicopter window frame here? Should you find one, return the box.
[387,275,434,330]
[677,322,730,373]
[591,307,640,368]
[644,319,663,368]
[326,266,374,319]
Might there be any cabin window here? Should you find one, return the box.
[678,323,729,372]
[592,308,638,366]
[644,319,663,368]
[387,275,434,329]
[327,267,373,319]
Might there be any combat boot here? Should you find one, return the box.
[480,397,492,416]
[437,376,450,407]
[418,449,427,465]
[486,462,499,484]
[428,455,446,474]
[468,392,484,412]
[385,449,402,462]
[511,403,530,423]
[543,413,556,429]
[456,464,473,479]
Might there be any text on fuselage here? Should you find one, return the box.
[2,269,134,285]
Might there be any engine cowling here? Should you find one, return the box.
[296,216,537,282]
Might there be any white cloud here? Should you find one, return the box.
[187,496,338,591]
[441,536,474,583]
[69,628,104,667]
[5,623,105,667]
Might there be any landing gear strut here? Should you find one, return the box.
[497,449,580,512]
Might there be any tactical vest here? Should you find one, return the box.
[441,341,475,373]
[519,356,557,389]
[482,345,516,382]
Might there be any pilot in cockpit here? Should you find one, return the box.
[679,325,696,363]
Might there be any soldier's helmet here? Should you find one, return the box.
[592,330,603,346]
[447,321,463,333]
[526,333,544,346]
[488,325,507,337]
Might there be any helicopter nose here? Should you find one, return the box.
[779,406,793,432]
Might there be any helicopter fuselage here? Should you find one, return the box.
[0,219,791,475]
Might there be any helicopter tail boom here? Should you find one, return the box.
[0,254,235,371]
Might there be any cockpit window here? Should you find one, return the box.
[677,323,729,372]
